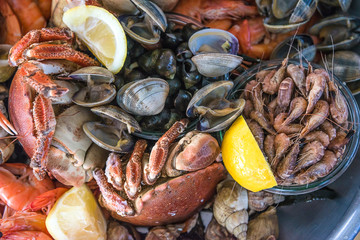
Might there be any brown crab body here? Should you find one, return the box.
[112,163,226,226]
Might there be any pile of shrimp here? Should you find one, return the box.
[243,58,353,185]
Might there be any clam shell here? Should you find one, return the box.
[91,105,141,133]
[72,84,117,107]
[69,66,115,84]
[186,81,233,118]
[117,78,169,116]
[83,122,134,153]
[0,45,15,82]
[192,53,243,77]
[188,29,239,55]
[264,17,309,33]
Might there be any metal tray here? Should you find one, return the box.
[278,2,360,239]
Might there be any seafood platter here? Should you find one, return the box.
[1,0,360,239]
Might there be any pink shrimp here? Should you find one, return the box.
[287,64,306,96]
[262,58,287,95]
[293,141,326,173]
[274,113,303,135]
[271,133,290,170]
[277,77,294,112]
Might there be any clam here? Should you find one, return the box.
[188,29,239,55]
[118,0,167,45]
[0,45,15,82]
[319,51,360,83]
[83,105,141,153]
[309,14,360,51]
[188,29,242,77]
[192,53,243,78]
[69,66,117,107]
[270,34,316,61]
[117,78,169,116]
[186,81,245,132]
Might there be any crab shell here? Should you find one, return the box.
[111,162,226,226]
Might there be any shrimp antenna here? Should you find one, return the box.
[286,27,300,61]
[331,35,335,82]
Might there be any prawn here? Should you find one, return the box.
[294,150,337,185]
[250,110,276,135]
[328,81,348,124]
[274,113,303,135]
[271,133,290,170]
[247,120,264,150]
[293,141,325,173]
[300,100,329,138]
[277,77,294,112]
[286,64,306,96]
[264,135,275,163]
[282,97,307,126]
[305,71,326,114]
[262,58,287,95]
[277,142,300,179]
[0,163,54,211]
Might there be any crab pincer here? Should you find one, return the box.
[144,119,189,185]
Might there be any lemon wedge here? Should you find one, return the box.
[63,5,127,74]
[222,116,277,192]
[45,184,106,240]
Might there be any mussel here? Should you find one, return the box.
[309,14,360,51]
[264,0,318,33]
[83,105,141,153]
[117,78,169,116]
[187,81,245,132]
[69,66,117,107]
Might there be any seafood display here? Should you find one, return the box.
[0,0,359,239]
[242,59,353,185]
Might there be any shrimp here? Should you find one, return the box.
[274,113,303,135]
[0,163,54,211]
[5,0,47,34]
[303,131,330,147]
[305,72,326,114]
[0,211,48,234]
[250,110,276,135]
[256,69,272,82]
[300,100,329,138]
[264,135,275,162]
[328,81,348,124]
[293,141,325,173]
[25,187,68,215]
[0,0,21,44]
[294,150,337,185]
[247,120,264,150]
[271,133,290,170]
[328,130,354,158]
[277,77,294,112]
[1,231,52,240]
[244,80,264,115]
[173,0,258,22]
[277,142,300,179]
[243,100,254,118]
[314,69,330,101]
[286,64,306,96]
[320,120,337,141]
[262,58,287,95]
[282,97,307,126]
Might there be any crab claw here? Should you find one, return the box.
[144,119,189,185]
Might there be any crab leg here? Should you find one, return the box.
[19,62,68,98]
[144,119,189,185]
[105,153,125,191]
[124,139,147,200]
[9,27,74,66]
[0,111,17,135]
[31,94,56,180]
[24,43,100,67]
[93,168,135,216]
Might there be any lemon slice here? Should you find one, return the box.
[63,5,127,74]
[46,184,106,240]
[222,116,277,192]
